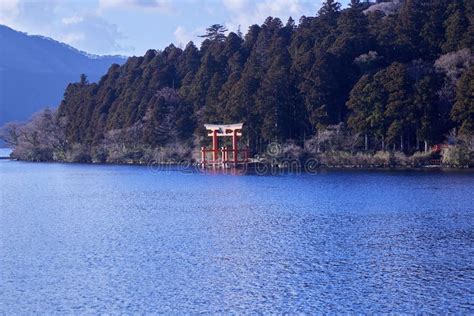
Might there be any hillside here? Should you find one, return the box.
[3,0,474,166]
[0,25,126,125]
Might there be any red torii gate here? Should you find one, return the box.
[201,123,249,166]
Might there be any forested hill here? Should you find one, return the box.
[6,0,474,164]
[0,25,126,126]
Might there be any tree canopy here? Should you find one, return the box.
[4,0,474,164]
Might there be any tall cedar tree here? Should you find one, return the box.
[46,0,474,157]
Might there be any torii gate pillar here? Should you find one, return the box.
[212,129,218,161]
[203,123,245,165]
[232,129,238,163]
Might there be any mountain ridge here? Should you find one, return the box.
[0,24,127,125]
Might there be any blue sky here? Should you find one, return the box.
[0,0,350,56]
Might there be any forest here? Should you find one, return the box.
[2,0,473,167]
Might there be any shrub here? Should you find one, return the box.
[304,124,360,154]
[442,145,472,167]
[281,142,304,159]
[65,143,91,163]
[319,151,352,167]
[391,151,408,167]
[311,150,411,168]
[91,145,108,163]
[409,151,433,167]
[150,143,192,163]
[372,151,390,167]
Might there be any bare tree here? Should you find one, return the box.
[1,108,68,161]
[0,122,23,146]
[435,48,473,102]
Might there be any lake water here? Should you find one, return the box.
[1,160,473,313]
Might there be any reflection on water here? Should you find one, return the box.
[0,161,473,313]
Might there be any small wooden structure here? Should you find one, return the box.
[201,123,249,167]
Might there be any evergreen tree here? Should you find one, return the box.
[396,0,426,60]
[421,0,446,58]
[452,66,474,135]
[27,0,471,161]
[413,75,442,151]
[347,75,387,150]
[318,0,341,23]
[443,0,469,53]
[330,1,373,59]
[199,24,228,42]
[80,74,88,85]
[381,63,415,151]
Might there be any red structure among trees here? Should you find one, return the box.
[201,123,249,167]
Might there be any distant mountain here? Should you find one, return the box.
[0,25,126,126]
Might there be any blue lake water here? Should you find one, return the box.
[1,160,473,313]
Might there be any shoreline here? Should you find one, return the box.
[2,157,473,173]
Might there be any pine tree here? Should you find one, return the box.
[380,63,415,151]
[421,0,447,58]
[199,24,228,42]
[318,0,341,22]
[414,75,442,151]
[80,74,88,85]
[33,1,472,161]
[452,66,474,135]
[330,1,373,59]
[347,74,387,150]
[443,0,469,53]
[395,0,426,60]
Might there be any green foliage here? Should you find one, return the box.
[199,24,228,42]
[442,0,469,53]
[452,66,474,135]
[8,1,473,164]
[442,145,472,167]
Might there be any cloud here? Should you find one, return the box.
[174,26,193,46]
[58,32,85,45]
[222,0,320,33]
[0,0,131,55]
[0,0,334,56]
[0,0,20,26]
[98,0,173,12]
[61,15,84,25]
[173,25,203,48]
[58,15,130,54]
[222,0,250,12]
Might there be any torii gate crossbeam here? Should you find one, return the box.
[201,123,248,166]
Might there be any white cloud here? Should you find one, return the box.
[0,0,131,55]
[0,0,21,26]
[98,0,173,12]
[222,0,250,12]
[173,25,203,48]
[59,15,130,54]
[0,0,332,56]
[222,0,320,33]
[61,15,84,25]
[58,32,85,45]
[174,26,192,46]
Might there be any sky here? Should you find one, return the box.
[0,0,350,57]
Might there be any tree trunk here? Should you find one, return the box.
[424,140,428,153]
[381,136,385,151]
[400,135,404,152]
[365,131,368,151]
